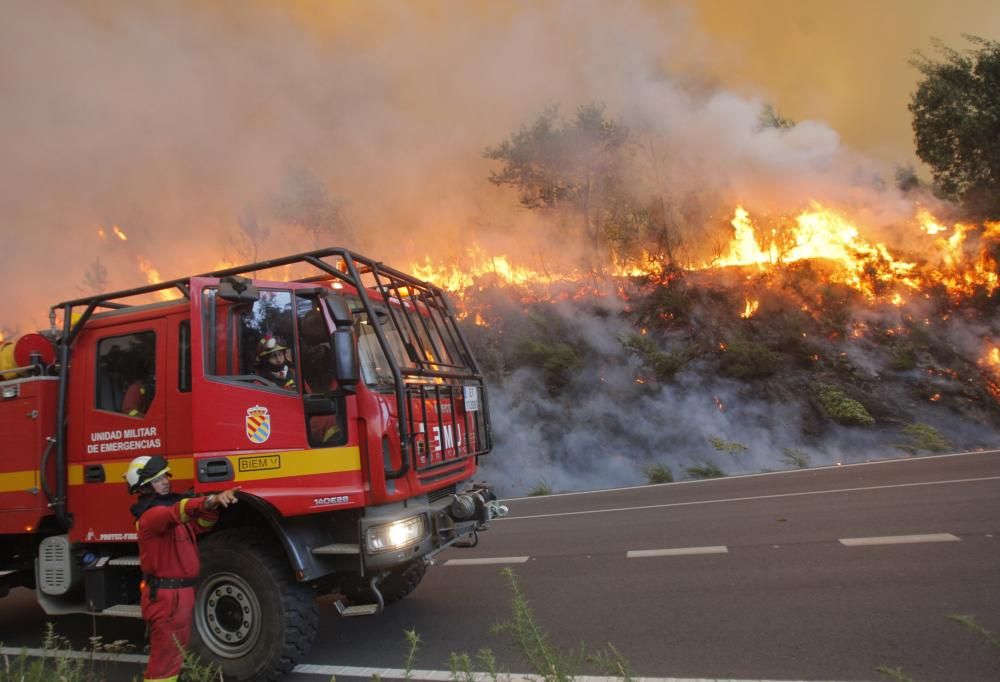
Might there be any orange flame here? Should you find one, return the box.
[112,225,128,241]
[740,298,759,319]
[136,257,180,302]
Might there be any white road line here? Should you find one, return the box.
[502,449,1000,502]
[501,475,1000,521]
[0,646,856,681]
[627,545,728,558]
[0,646,148,664]
[443,556,530,566]
[292,663,850,681]
[839,533,961,546]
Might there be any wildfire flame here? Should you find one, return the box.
[136,256,180,301]
[112,225,128,241]
[714,203,922,301]
[409,204,999,313]
[740,298,759,319]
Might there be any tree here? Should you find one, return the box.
[484,104,631,259]
[228,205,270,263]
[270,168,351,248]
[910,36,1000,218]
[79,257,110,294]
[758,103,795,130]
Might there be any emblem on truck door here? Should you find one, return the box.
[245,405,271,444]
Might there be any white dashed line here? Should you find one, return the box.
[839,533,961,546]
[443,556,530,566]
[627,545,729,558]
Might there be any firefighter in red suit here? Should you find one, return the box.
[124,455,239,682]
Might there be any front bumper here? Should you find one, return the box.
[360,482,506,571]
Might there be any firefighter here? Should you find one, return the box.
[256,333,297,389]
[124,455,239,682]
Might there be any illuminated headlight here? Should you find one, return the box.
[365,515,426,554]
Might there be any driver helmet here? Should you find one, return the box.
[256,333,288,360]
[124,455,171,494]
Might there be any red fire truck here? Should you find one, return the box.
[0,248,501,680]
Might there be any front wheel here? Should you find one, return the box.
[192,528,319,681]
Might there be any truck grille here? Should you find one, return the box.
[428,484,456,504]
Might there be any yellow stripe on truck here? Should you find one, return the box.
[230,446,361,482]
[68,458,194,486]
[0,470,38,494]
[65,447,359,486]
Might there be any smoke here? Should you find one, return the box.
[3,1,997,493]
[2,0,944,328]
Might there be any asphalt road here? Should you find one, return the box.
[2,451,998,681]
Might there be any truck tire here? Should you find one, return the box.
[192,528,318,681]
[343,559,426,605]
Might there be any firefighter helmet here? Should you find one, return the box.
[124,455,171,493]
[256,333,288,359]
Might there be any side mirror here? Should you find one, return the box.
[218,276,259,303]
[332,327,360,388]
[325,296,353,328]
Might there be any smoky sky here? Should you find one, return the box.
[2,0,997,333]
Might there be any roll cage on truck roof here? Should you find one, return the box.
[1,247,501,681]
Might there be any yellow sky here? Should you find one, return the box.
[686,0,1000,163]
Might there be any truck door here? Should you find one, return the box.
[69,318,168,541]
[189,277,359,505]
[190,278,308,456]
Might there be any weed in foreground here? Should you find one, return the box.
[491,568,586,682]
[178,638,224,682]
[947,614,1000,654]
[449,648,504,682]
[874,664,914,681]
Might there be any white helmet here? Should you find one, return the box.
[124,455,170,494]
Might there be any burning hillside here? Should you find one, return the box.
[412,204,1000,495]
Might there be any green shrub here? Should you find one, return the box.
[780,447,810,469]
[718,338,780,380]
[512,338,581,394]
[709,437,748,456]
[643,463,674,484]
[528,480,553,496]
[622,333,690,380]
[888,343,918,371]
[685,462,725,479]
[816,383,875,426]
[896,423,950,454]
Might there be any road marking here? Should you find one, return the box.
[0,646,147,664]
[502,449,1000,502]
[627,545,728,558]
[0,645,856,681]
[839,533,961,546]
[501,475,1000,521]
[443,556,530,566]
[293,663,852,681]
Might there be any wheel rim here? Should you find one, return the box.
[196,572,263,659]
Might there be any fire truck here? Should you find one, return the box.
[0,248,501,680]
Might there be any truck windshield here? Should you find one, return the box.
[351,296,457,387]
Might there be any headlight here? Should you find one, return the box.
[366,515,426,553]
